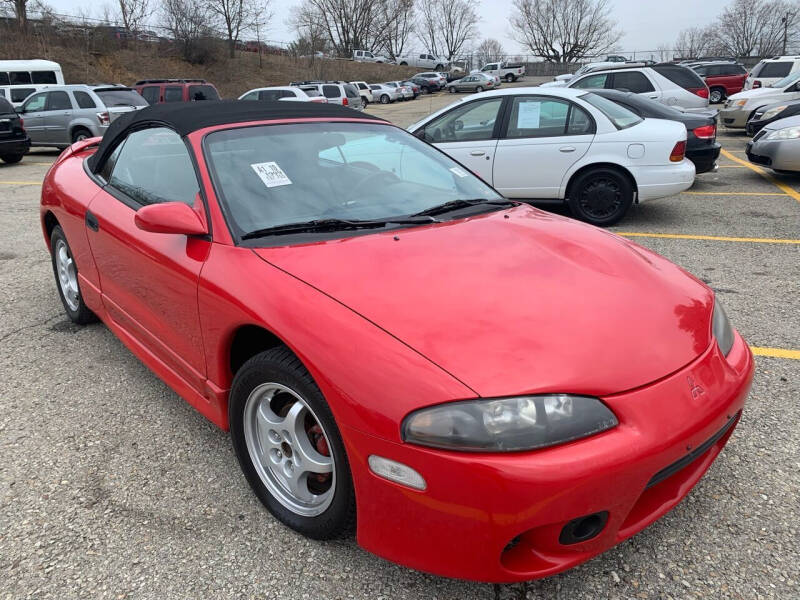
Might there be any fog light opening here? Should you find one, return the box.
[367,455,426,490]
[559,511,609,545]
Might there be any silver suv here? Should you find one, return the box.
[290,81,363,111]
[18,84,148,149]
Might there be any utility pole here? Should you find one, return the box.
[783,13,790,55]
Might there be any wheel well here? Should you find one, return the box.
[229,325,288,377]
[44,211,59,240]
[565,163,638,202]
[70,125,91,138]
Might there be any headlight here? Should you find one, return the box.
[760,105,787,121]
[735,99,748,107]
[712,299,735,356]
[402,395,618,452]
[766,125,800,140]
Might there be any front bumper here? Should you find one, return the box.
[629,159,696,201]
[720,106,751,128]
[687,142,722,174]
[0,135,31,156]
[344,333,753,582]
[746,137,800,172]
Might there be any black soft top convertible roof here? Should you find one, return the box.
[87,100,387,172]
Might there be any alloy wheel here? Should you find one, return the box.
[243,382,335,517]
[55,239,79,311]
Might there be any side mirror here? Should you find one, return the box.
[413,128,426,140]
[134,201,208,236]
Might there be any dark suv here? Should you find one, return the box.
[134,79,221,104]
[0,96,30,163]
[411,74,443,93]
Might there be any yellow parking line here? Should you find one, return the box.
[684,191,787,196]
[617,232,800,244]
[0,180,41,185]
[717,165,745,168]
[720,148,800,204]
[751,347,800,360]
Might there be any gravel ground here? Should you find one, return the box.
[0,97,798,600]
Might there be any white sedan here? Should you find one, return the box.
[407,87,695,226]
[238,86,327,103]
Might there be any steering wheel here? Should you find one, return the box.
[351,169,401,197]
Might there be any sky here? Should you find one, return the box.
[41,0,735,57]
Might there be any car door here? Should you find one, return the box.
[421,96,504,183]
[570,73,610,91]
[42,90,74,144]
[85,126,210,391]
[19,91,47,142]
[493,95,595,198]
[610,71,660,101]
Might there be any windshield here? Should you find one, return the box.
[205,122,503,242]
[770,70,800,88]
[95,89,148,107]
[580,92,642,129]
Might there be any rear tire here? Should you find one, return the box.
[361,97,368,109]
[567,168,634,227]
[449,86,456,93]
[709,87,725,104]
[506,74,514,83]
[229,347,356,540]
[1,154,23,164]
[71,127,91,143]
[435,64,444,71]
[50,225,97,324]
[476,86,484,93]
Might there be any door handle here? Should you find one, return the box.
[85,210,99,232]
[648,95,658,99]
[470,150,485,156]
[559,146,576,153]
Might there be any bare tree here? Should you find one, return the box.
[380,0,415,59]
[206,0,271,58]
[117,0,150,33]
[475,38,505,65]
[289,3,329,58]
[714,0,800,57]
[674,26,713,59]
[417,0,477,61]
[2,0,31,31]
[161,0,216,63]
[510,0,622,63]
[293,0,385,57]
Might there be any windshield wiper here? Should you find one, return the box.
[411,198,516,217]
[241,216,437,240]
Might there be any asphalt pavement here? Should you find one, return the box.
[0,92,798,600]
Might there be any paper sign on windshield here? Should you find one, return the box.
[251,162,292,188]
[517,101,541,129]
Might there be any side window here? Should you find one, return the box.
[506,97,571,138]
[32,71,57,84]
[141,86,160,104]
[567,104,595,135]
[73,91,97,109]
[0,73,8,85]
[46,91,72,111]
[164,87,183,102]
[10,71,32,84]
[11,88,35,103]
[572,73,609,89]
[189,85,219,101]
[22,92,47,112]
[611,72,654,94]
[99,140,125,182]
[424,98,503,143]
[108,128,198,206]
[241,91,259,101]
[322,85,340,98]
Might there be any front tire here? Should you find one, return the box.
[361,97,368,109]
[709,87,725,104]
[229,347,355,540]
[50,225,97,324]
[1,154,23,164]
[449,86,456,93]
[71,127,91,143]
[380,94,390,104]
[475,86,484,93]
[567,168,634,227]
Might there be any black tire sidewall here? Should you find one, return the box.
[71,128,91,143]
[1,154,23,164]
[50,225,96,324]
[568,168,633,227]
[229,348,355,540]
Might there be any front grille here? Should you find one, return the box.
[645,412,740,490]
[747,152,772,166]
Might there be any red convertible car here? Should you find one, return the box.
[40,101,754,582]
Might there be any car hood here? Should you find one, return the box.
[729,87,784,103]
[253,206,713,398]
[761,113,800,131]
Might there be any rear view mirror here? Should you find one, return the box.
[134,201,208,236]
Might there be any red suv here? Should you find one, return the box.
[134,79,220,104]
[692,63,748,104]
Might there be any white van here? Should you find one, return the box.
[0,85,53,108]
[744,56,800,90]
[0,60,64,86]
